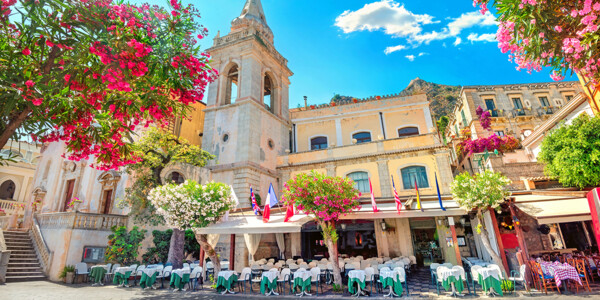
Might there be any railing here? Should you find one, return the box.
[36,211,128,231]
[31,214,53,274]
[0,200,24,217]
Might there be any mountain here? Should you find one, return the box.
[399,77,461,119]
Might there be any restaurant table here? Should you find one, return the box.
[113,267,133,287]
[348,270,366,297]
[478,267,503,296]
[216,271,237,294]
[438,268,464,297]
[542,262,582,288]
[90,265,108,286]
[380,270,403,297]
[260,270,280,296]
[170,268,191,291]
[139,267,160,289]
[293,270,312,297]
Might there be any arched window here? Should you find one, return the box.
[0,180,16,200]
[347,172,369,193]
[167,172,185,184]
[310,136,328,150]
[224,64,239,105]
[398,127,419,137]
[401,166,429,189]
[263,74,275,113]
[0,149,23,160]
[352,132,371,144]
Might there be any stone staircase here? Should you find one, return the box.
[4,231,46,282]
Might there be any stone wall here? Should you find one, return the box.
[514,208,552,252]
[487,156,545,190]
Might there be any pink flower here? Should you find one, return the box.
[64,74,71,82]
[554,26,563,33]
[45,40,54,47]
[22,48,31,55]
[25,80,35,88]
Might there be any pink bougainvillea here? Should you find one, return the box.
[476,106,492,131]
[459,134,520,156]
[473,0,600,84]
[0,0,216,170]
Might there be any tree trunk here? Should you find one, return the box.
[477,209,507,276]
[167,228,185,269]
[196,233,221,282]
[321,221,342,287]
[0,107,32,150]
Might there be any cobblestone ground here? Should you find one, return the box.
[2,269,600,300]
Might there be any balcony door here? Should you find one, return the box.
[485,99,498,117]
[102,189,113,215]
[63,179,75,212]
[512,98,525,116]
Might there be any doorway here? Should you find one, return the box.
[101,189,113,215]
[301,220,377,259]
[63,179,75,212]
[410,218,442,267]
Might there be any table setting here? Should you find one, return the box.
[216,270,238,294]
[292,270,312,297]
[113,266,133,287]
[478,267,503,296]
[438,267,464,297]
[348,270,366,297]
[380,269,403,297]
[260,270,280,296]
[169,267,191,291]
[139,266,161,289]
[89,265,108,286]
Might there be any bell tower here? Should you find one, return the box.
[203,0,293,206]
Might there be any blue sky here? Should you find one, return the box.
[135,0,573,109]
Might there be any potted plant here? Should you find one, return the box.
[59,265,76,284]
[330,102,336,106]
[376,96,381,100]
[65,197,82,212]
[31,199,42,212]
[352,98,358,103]
[310,105,316,109]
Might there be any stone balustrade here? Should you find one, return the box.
[0,216,9,231]
[0,200,24,216]
[31,215,53,274]
[35,211,128,231]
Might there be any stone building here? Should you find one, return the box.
[0,141,40,219]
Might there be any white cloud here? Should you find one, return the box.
[447,11,496,36]
[453,37,462,46]
[418,52,428,56]
[384,44,407,55]
[335,0,436,38]
[405,55,416,61]
[467,33,496,42]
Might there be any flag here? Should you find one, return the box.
[369,178,380,212]
[224,186,241,221]
[391,176,403,213]
[435,173,446,211]
[251,186,261,215]
[415,178,424,212]
[263,184,279,223]
[284,204,294,222]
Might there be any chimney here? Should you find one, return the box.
[304,96,308,108]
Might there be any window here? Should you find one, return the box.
[0,180,15,200]
[347,172,369,193]
[495,131,505,137]
[401,166,429,189]
[222,134,229,143]
[398,127,419,137]
[565,95,573,102]
[484,99,498,117]
[454,125,459,136]
[310,136,328,150]
[224,64,239,105]
[461,110,468,126]
[512,98,525,116]
[539,96,552,114]
[263,74,274,113]
[168,172,185,184]
[352,132,371,144]
[267,139,274,150]
[82,246,106,263]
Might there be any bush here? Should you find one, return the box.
[105,226,146,265]
[59,265,75,279]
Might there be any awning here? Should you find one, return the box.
[339,200,467,220]
[515,196,591,224]
[194,212,313,234]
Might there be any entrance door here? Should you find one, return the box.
[102,189,113,215]
[410,218,442,267]
[63,179,75,212]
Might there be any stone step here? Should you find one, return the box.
[7,266,43,273]
[6,269,44,275]
[9,254,39,260]
[4,236,31,241]
[8,262,42,268]
[5,274,47,282]
[6,249,36,255]
[8,258,40,264]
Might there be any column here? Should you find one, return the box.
[394,219,414,256]
[448,217,462,264]
[377,160,392,197]
[488,208,509,272]
[230,234,236,271]
[374,219,390,257]
[335,119,343,146]
[326,164,336,177]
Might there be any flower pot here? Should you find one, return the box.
[66,272,75,284]
[330,102,336,106]
[353,99,358,103]
[376,96,381,100]
[310,105,316,109]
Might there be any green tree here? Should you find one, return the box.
[0,0,215,169]
[142,229,201,264]
[105,226,146,265]
[437,116,449,134]
[538,114,600,189]
[281,171,361,286]
[149,180,235,277]
[119,128,214,269]
[450,170,511,275]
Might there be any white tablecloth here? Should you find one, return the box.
[293,270,311,281]
[116,267,133,275]
[143,268,160,276]
[348,270,366,281]
[479,267,500,281]
[262,270,279,282]
[173,268,191,277]
[380,270,399,281]
[218,271,236,280]
[439,268,462,281]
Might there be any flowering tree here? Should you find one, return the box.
[474,0,600,83]
[0,0,216,170]
[538,114,600,189]
[451,170,511,275]
[149,180,234,276]
[282,171,361,286]
[105,226,146,265]
[119,128,214,268]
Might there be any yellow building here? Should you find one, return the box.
[0,141,40,218]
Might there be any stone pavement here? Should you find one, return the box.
[1,280,600,300]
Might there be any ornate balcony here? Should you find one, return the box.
[35,212,127,231]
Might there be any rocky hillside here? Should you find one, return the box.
[399,77,461,119]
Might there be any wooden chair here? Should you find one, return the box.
[584,257,596,283]
[531,262,560,295]
[527,260,541,292]
[575,259,591,293]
